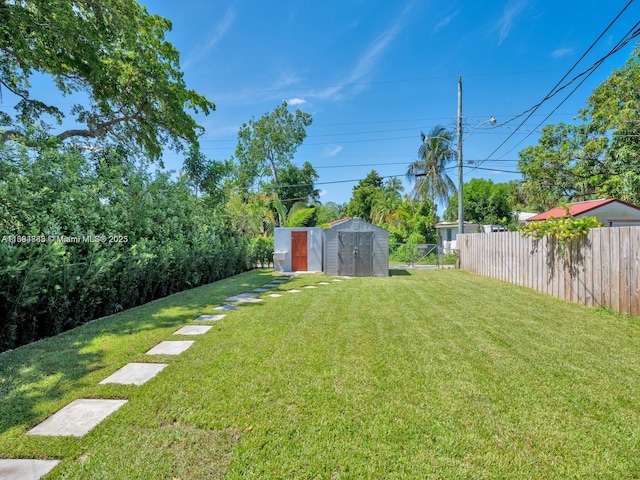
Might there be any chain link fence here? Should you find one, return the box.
[389,243,458,268]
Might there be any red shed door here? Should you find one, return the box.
[291,231,308,271]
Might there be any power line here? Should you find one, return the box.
[481,0,636,161]
[489,20,640,162]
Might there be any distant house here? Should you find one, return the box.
[515,211,538,224]
[525,198,640,227]
[435,222,482,253]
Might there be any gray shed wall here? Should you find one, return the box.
[323,219,389,276]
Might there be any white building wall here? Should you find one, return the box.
[273,228,324,272]
[577,203,640,225]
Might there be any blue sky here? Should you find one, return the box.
[7,1,640,209]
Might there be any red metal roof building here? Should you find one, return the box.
[526,198,640,226]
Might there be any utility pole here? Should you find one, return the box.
[457,75,464,235]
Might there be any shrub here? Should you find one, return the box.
[249,236,274,267]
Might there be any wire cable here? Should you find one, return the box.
[482,0,636,161]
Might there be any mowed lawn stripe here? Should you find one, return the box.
[1,269,640,478]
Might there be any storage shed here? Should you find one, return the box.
[323,218,388,277]
[273,227,324,273]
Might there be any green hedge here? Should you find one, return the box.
[0,234,249,352]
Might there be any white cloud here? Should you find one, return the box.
[435,9,461,33]
[550,47,573,58]
[310,1,416,101]
[286,97,306,106]
[325,145,344,157]
[318,189,327,197]
[497,0,530,46]
[183,7,235,70]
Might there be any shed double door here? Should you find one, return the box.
[338,232,373,276]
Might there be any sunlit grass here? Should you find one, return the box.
[1,268,640,478]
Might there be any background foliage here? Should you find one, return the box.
[0,144,248,351]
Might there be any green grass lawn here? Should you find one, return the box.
[2,268,640,479]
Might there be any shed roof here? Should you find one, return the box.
[327,217,388,234]
[328,217,352,227]
[526,198,640,221]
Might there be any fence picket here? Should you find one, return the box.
[458,227,640,316]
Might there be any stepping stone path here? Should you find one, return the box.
[28,399,127,437]
[100,363,167,386]
[214,304,238,311]
[195,314,225,322]
[233,297,264,304]
[173,325,212,335]
[7,276,342,478]
[224,293,256,302]
[145,341,194,355]
[0,459,60,480]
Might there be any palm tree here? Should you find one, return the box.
[371,177,404,225]
[406,126,457,206]
[273,195,315,227]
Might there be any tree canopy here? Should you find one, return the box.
[518,44,640,209]
[234,101,313,190]
[445,178,513,225]
[345,170,384,222]
[0,0,214,159]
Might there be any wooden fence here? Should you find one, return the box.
[458,227,640,316]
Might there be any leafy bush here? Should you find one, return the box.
[249,236,274,267]
[0,144,251,352]
[519,215,601,254]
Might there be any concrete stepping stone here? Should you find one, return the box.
[174,325,212,335]
[229,296,263,304]
[224,293,256,302]
[303,285,317,289]
[99,363,167,386]
[332,279,342,282]
[28,399,127,437]
[286,289,301,293]
[252,288,270,293]
[268,293,283,298]
[145,341,194,355]
[318,282,330,285]
[195,314,225,322]
[262,283,279,288]
[214,304,238,311]
[0,459,60,480]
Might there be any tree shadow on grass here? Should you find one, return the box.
[389,269,411,276]
[0,270,275,438]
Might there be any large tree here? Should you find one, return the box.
[407,126,457,206]
[345,170,384,223]
[0,0,214,159]
[444,178,513,225]
[268,161,320,212]
[518,123,608,211]
[234,101,313,190]
[518,45,640,209]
